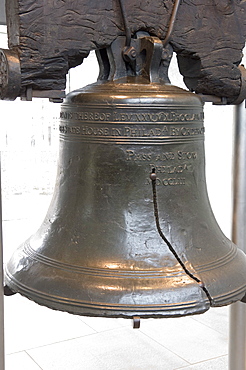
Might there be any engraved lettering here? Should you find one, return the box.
[170,126,205,136]
[80,126,110,136]
[126,150,152,161]
[72,112,112,121]
[131,128,138,137]
[162,177,186,186]
[59,125,68,133]
[112,128,122,136]
[145,175,187,186]
[149,129,155,136]
[61,110,204,123]
[150,163,193,174]
[170,127,180,136]
[60,112,73,119]
[124,127,131,136]
[94,112,100,120]
[152,177,186,186]
[155,128,162,136]
[180,127,205,136]
[126,150,135,160]
[70,126,80,134]
[149,113,158,122]
[145,178,151,186]
[86,126,93,135]
[155,152,175,161]
[178,151,197,160]
[59,121,204,139]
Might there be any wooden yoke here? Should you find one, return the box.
[0,0,246,103]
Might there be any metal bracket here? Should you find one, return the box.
[96,34,172,84]
[133,316,140,329]
[20,87,65,103]
[198,94,228,105]
[231,65,246,105]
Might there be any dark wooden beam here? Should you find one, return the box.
[1,0,246,101]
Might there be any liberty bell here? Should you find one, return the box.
[4,35,246,319]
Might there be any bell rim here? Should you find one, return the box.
[5,269,211,318]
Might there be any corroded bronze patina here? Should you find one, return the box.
[5,37,246,318]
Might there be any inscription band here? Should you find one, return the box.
[60,109,204,124]
[59,123,205,140]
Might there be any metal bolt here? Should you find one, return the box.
[150,172,157,181]
[123,46,137,63]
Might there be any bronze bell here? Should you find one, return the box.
[4,36,246,318]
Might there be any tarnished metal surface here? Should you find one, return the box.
[231,66,246,105]
[5,77,246,318]
[0,49,21,100]
[4,36,246,319]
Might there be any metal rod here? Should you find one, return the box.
[163,0,181,47]
[0,152,5,370]
[229,102,246,370]
[117,0,131,47]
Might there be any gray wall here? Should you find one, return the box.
[0,0,6,25]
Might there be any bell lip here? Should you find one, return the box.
[5,255,245,319]
[5,273,211,319]
[6,273,245,318]
[5,239,246,318]
[4,291,211,320]
[5,246,212,318]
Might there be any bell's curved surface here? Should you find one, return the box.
[5,77,246,318]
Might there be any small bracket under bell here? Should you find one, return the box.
[132,316,141,329]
